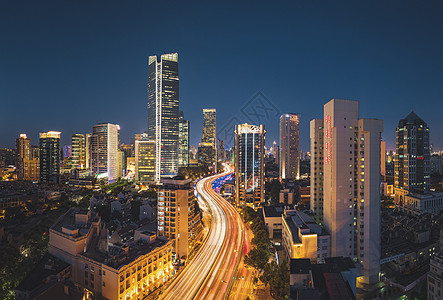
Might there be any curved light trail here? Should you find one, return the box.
[159,169,245,300]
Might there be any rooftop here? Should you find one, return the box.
[263,206,284,218]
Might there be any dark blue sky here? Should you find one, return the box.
[1,1,442,151]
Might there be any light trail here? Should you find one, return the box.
[159,167,244,300]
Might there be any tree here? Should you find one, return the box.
[244,246,270,270]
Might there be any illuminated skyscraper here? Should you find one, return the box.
[85,133,91,169]
[71,134,86,169]
[218,138,226,162]
[16,134,31,180]
[202,109,216,147]
[312,99,383,285]
[234,124,265,207]
[147,53,179,182]
[201,109,217,171]
[178,111,190,167]
[90,123,120,183]
[39,131,61,183]
[394,111,430,202]
[135,134,156,183]
[279,113,300,180]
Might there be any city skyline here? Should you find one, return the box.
[1,2,443,151]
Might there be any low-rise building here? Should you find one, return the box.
[400,191,443,215]
[289,257,357,300]
[262,206,283,240]
[279,189,294,205]
[282,209,330,263]
[48,207,175,300]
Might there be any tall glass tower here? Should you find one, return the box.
[394,111,430,200]
[147,53,179,182]
[39,131,61,183]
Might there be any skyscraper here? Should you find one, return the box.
[234,124,265,207]
[279,113,300,180]
[147,53,179,182]
[178,111,190,167]
[218,138,226,162]
[135,134,156,183]
[39,131,61,184]
[16,134,31,180]
[202,109,216,147]
[201,108,217,171]
[71,134,86,169]
[394,111,431,203]
[310,119,324,225]
[312,99,383,284]
[90,123,120,183]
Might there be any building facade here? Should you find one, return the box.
[178,111,190,167]
[147,53,179,182]
[16,134,31,180]
[282,210,330,263]
[279,113,300,181]
[234,123,265,207]
[71,134,86,169]
[157,178,202,259]
[39,131,61,184]
[312,99,383,284]
[135,136,156,184]
[394,111,431,203]
[310,119,324,225]
[90,123,120,183]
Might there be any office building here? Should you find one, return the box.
[23,157,39,181]
[282,209,330,263]
[157,177,202,259]
[312,99,383,284]
[200,109,217,171]
[135,135,156,184]
[147,53,179,182]
[310,119,324,225]
[431,154,442,175]
[39,131,61,184]
[234,123,265,207]
[218,139,226,162]
[280,113,300,180]
[85,134,91,169]
[71,134,86,169]
[394,111,431,203]
[90,123,120,183]
[197,143,215,170]
[16,134,31,180]
[178,111,190,167]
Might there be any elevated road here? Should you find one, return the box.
[160,170,245,300]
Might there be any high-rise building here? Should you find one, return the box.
[197,143,215,169]
[431,153,442,175]
[39,131,61,184]
[202,109,216,147]
[312,99,383,285]
[90,123,120,183]
[234,124,265,207]
[201,109,217,171]
[147,53,179,182]
[135,135,156,183]
[279,113,300,180]
[85,134,91,169]
[71,134,86,169]
[157,178,201,258]
[16,134,31,180]
[178,111,190,167]
[380,140,386,179]
[394,111,431,203]
[310,119,324,225]
[218,138,226,162]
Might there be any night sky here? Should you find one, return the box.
[1,1,442,152]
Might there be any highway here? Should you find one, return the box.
[159,169,245,300]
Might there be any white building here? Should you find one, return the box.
[312,99,383,284]
[310,119,324,225]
